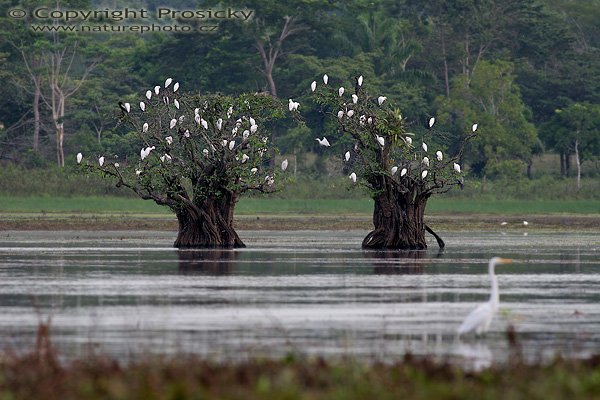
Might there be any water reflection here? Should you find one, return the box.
[0,230,598,366]
[178,249,237,275]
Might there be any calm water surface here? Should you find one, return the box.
[0,229,599,368]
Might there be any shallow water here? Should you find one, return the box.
[0,229,599,368]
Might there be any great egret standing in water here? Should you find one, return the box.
[458,257,513,336]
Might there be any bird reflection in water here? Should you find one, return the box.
[177,249,237,275]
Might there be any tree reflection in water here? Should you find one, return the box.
[177,249,237,275]
[365,250,442,274]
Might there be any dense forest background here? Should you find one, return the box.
[0,0,599,196]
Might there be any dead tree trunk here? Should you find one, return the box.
[173,195,245,248]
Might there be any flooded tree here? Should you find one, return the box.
[79,80,286,248]
[300,75,477,250]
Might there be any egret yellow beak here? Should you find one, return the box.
[499,258,513,264]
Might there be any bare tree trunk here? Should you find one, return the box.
[575,139,581,190]
[33,76,41,152]
[560,152,565,177]
[441,29,450,97]
[174,195,245,248]
[565,151,571,176]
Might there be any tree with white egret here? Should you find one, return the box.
[297,74,477,249]
[79,81,286,248]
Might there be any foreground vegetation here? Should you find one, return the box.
[2,345,600,400]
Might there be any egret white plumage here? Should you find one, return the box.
[249,117,256,126]
[337,110,344,119]
[377,96,387,105]
[154,85,160,95]
[316,137,330,147]
[250,124,258,134]
[457,257,513,336]
[405,137,412,145]
[323,74,329,84]
[166,136,173,145]
[422,170,428,179]
[349,172,357,183]
[76,153,82,164]
[376,135,385,147]
[201,118,208,130]
[164,78,173,88]
[241,154,249,163]
[113,162,119,168]
[400,168,407,177]
[454,163,461,173]
[242,130,250,140]
[251,167,258,174]
[472,123,478,132]
[311,81,317,92]
[367,117,373,124]
[422,142,428,152]
[184,130,190,138]
[215,118,223,131]
[500,221,508,226]
[139,102,145,112]
[281,159,288,171]
[173,82,179,92]
[391,166,398,175]
[228,140,235,150]
[203,149,209,156]
[344,151,350,162]
[145,90,152,100]
[436,151,443,161]
[347,110,354,117]
[119,102,131,113]
[338,87,344,96]
[523,221,529,226]
[352,94,358,104]
[429,117,435,128]
[135,169,142,176]
[288,99,299,111]
[170,119,177,129]
[422,157,430,167]
[174,99,180,109]
[98,156,105,167]
[357,75,363,86]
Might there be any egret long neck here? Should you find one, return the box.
[489,260,499,307]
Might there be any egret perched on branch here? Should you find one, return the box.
[344,151,350,162]
[174,99,180,109]
[169,119,177,129]
[139,102,145,112]
[405,137,412,145]
[429,117,435,128]
[357,75,363,87]
[281,159,288,171]
[422,157,430,167]
[349,172,357,183]
[288,99,299,111]
[376,135,385,147]
[347,110,354,117]
[323,74,329,84]
[164,78,173,88]
[145,90,152,100]
[391,166,398,175]
[377,96,387,106]
[400,168,407,177]
[338,87,345,96]
[436,151,443,161]
[119,102,131,113]
[76,153,83,164]
[98,156,105,167]
[472,123,478,132]
[421,170,428,179]
[173,82,179,92]
[458,257,513,336]
[142,123,149,133]
[454,163,461,173]
[311,81,317,92]
[154,86,160,95]
[316,137,330,147]
[165,136,173,145]
[422,142,428,152]
[337,110,344,119]
[352,94,358,104]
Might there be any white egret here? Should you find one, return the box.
[165,136,173,145]
[98,156,105,167]
[316,137,330,147]
[173,82,179,92]
[249,117,256,126]
[436,151,443,161]
[405,137,412,145]
[347,110,354,117]
[472,123,478,132]
[154,85,160,95]
[457,257,513,336]
[169,119,177,129]
[251,167,258,174]
[139,102,145,112]
[281,159,288,171]
[311,81,317,92]
[241,154,249,163]
[222,139,228,147]
[422,142,428,152]
[135,169,142,176]
[500,221,508,226]
[422,170,428,179]
[400,168,407,177]
[337,110,344,119]
[145,90,152,100]
[194,114,201,125]
[454,163,461,173]
[216,118,223,131]
[243,130,250,140]
[164,78,173,88]
[377,96,387,105]
[352,94,358,104]
[114,162,119,168]
[229,141,235,150]
[160,155,165,162]
[76,153,83,164]
[119,102,130,113]
[357,75,363,86]
[338,87,345,96]
[523,221,529,226]
[184,130,190,138]
[174,99,180,109]
[344,151,350,162]
[376,135,385,147]
[288,99,299,111]
[349,172,357,183]
[203,149,209,156]
[250,124,258,134]
[391,166,398,175]
[201,118,208,130]
[367,117,373,124]
[422,157,430,167]
[323,74,329,84]
[429,117,435,128]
